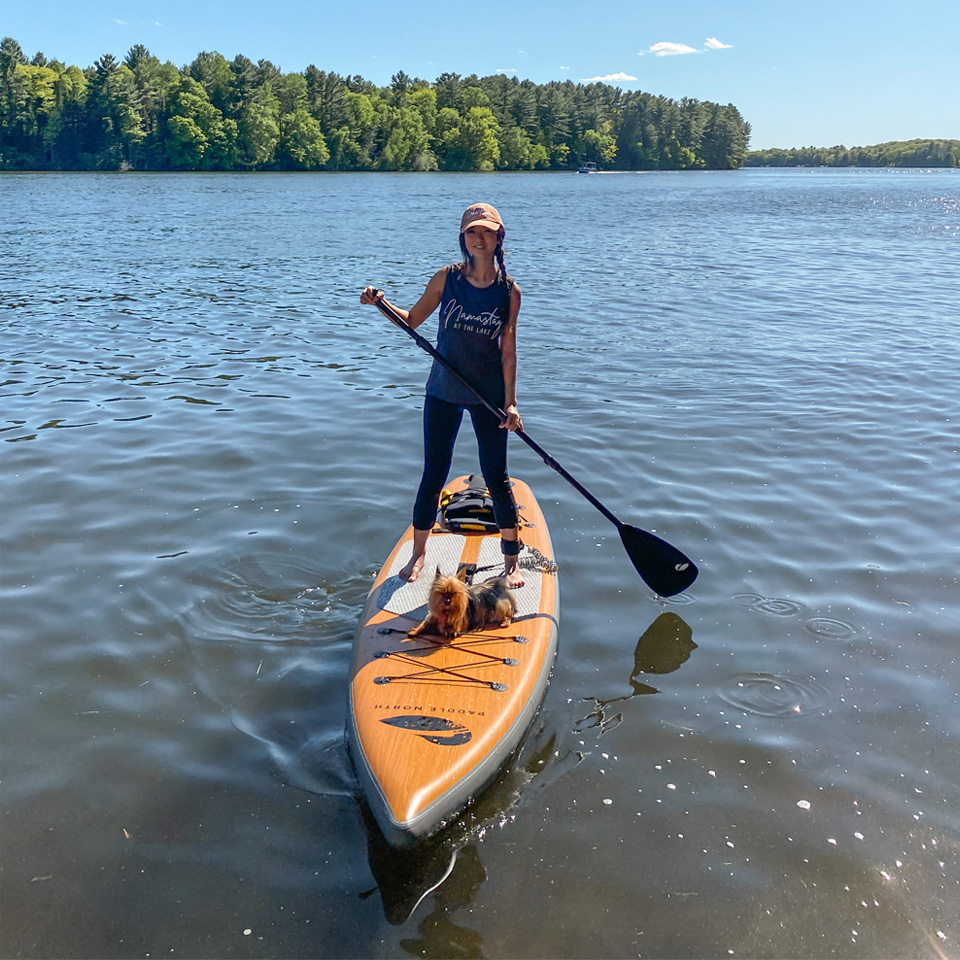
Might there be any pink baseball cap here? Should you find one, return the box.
[459,202,505,235]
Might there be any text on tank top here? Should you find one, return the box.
[424,266,511,407]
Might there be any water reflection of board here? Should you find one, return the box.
[347,475,559,847]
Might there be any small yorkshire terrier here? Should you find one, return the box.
[410,566,517,640]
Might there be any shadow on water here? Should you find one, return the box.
[357,721,575,931]
[358,612,696,942]
[394,845,488,960]
[576,611,696,736]
[179,548,587,938]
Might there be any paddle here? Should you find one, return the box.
[371,292,699,597]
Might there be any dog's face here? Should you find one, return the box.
[427,569,470,636]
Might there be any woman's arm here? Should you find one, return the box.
[500,282,522,430]
[359,268,447,330]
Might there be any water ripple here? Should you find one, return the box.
[732,593,806,616]
[717,672,831,718]
[181,553,368,648]
[3,169,958,960]
[802,617,860,640]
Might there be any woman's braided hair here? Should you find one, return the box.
[459,227,514,291]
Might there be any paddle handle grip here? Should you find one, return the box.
[372,293,621,529]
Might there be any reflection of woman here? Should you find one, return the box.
[634,612,696,675]
[360,202,524,587]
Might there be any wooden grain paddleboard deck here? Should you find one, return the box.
[348,475,559,847]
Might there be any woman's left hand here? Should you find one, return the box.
[501,404,522,432]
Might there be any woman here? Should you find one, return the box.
[360,202,525,588]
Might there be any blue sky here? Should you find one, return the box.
[5,0,958,149]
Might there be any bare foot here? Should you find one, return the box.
[399,528,431,582]
[399,551,425,582]
[504,558,525,589]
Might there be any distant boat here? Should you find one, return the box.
[578,162,599,174]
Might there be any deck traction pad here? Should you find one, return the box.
[377,534,543,622]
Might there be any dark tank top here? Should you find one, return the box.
[424,266,511,407]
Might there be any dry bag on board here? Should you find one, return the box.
[439,476,499,532]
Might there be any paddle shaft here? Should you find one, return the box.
[373,294,621,529]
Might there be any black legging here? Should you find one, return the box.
[412,394,519,531]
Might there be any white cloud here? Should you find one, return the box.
[496,68,518,74]
[113,18,128,25]
[649,41,698,56]
[559,66,570,71]
[705,37,733,49]
[580,72,638,83]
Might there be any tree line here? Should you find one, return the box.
[0,36,751,172]
[746,139,960,168]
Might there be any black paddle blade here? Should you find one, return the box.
[618,523,698,597]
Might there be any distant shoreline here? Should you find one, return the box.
[746,138,959,168]
[2,166,957,177]
[0,37,750,173]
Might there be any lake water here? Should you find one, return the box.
[2,168,958,959]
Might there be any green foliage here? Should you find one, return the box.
[582,128,617,166]
[441,106,500,171]
[376,104,434,171]
[188,51,232,114]
[166,114,206,168]
[746,139,960,168]
[498,125,545,170]
[237,83,279,167]
[279,107,329,169]
[408,86,437,135]
[166,77,237,169]
[0,35,756,172]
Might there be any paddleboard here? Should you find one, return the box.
[348,475,559,847]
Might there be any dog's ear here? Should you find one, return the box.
[456,566,468,582]
[435,565,442,580]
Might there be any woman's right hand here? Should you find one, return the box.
[360,286,384,306]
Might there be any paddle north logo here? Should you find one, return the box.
[379,714,472,746]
